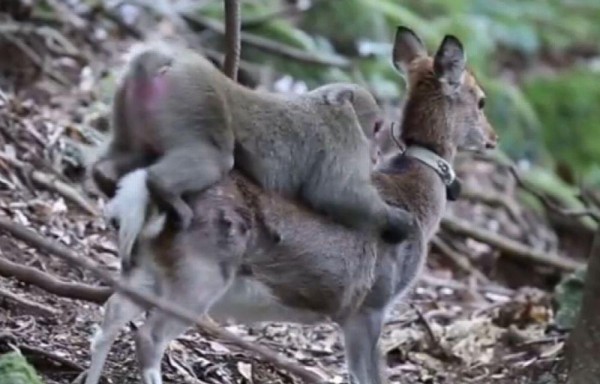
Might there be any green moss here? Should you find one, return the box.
[554,268,587,330]
[0,352,43,384]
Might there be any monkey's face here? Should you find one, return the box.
[370,120,406,167]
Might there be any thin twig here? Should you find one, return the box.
[410,303,439,347]
[509,165,600,223]
[441,216,584,272]
[410,303,458,363]
[0,216,327,383]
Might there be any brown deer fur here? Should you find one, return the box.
[83,26,498,384]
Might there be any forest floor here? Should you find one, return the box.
[0,3,587,384]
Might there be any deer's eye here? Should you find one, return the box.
[478,98,486,110]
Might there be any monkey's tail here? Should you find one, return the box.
[104,168,151,267]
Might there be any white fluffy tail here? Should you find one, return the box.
[104,169,150,265]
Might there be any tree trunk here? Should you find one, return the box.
[566,227,600,384]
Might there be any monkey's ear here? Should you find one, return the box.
[392,26,427,75]
[323,88,354,106]
[433,35,466,95]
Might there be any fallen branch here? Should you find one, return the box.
[0,255,111,304]
[18,344,86,373]
[0,287,58,317]
[441,216,584,272]
[0,151,99,217]
[0,216,326,383]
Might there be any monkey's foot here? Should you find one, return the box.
[380,207,415,244]
[169,203,193,231]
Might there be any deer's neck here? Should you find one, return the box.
[400,96,456,162]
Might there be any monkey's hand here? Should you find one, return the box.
[104,168,151,263]
[145,181,193,231]
[380,206,416,244]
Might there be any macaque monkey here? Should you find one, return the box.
[92,45,414,260]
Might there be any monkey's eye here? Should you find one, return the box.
[478,98,486,110]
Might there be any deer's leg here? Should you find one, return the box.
[341,308,386,384]
[84,267,154,384]
[134,257,235,384]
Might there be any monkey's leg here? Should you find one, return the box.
[146,145,233,230]
[341,308,385,384]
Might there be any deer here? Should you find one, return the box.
[83,26,498,384]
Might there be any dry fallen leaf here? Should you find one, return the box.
[237,361,253,382]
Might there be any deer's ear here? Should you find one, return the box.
[392,26,427,75]
[434,35,466,95]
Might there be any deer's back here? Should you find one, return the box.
[150,171,389,320]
